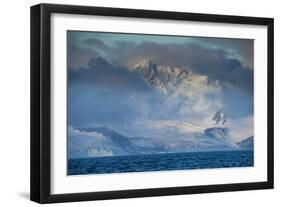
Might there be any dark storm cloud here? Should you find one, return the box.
[83,38,109,51]
[68,57,150,93]
[67,43,98,69]
[111,41,253,94]
[68,29,254,95]
[196,38,254,68]
[68,36,253,94]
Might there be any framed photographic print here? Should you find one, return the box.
[30,3,274,203]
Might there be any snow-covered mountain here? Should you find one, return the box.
[132,59,189,93]
[237,136,254,150]
[68,126,240,159]
[68,126,167,158]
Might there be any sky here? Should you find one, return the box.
[67,31,254,144]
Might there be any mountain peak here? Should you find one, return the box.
[133,59,156,70]
[88,56,109,67]
[212,110,228,125]
[237,136,253,150]
[142,58,153,64]
[131,59,191,94]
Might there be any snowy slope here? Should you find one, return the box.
[68,126,240,158]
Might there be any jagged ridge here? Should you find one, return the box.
[132,59,189,93]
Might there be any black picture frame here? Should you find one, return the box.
[30,3,274,204]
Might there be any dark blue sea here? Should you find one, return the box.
[68,150,253,175]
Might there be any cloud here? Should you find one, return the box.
[69,126,106,139]
[68,34,253,94]
[68,30,253,88]
[167,71,223,115]
[67,44,98,69]
[142,120,203,134]
[191,37,254,68]
[227,116,254,142]
[83,38,110,51]
[68,57,150,93]
[125,42,252,94]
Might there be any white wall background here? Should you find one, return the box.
[0,0,279,206]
